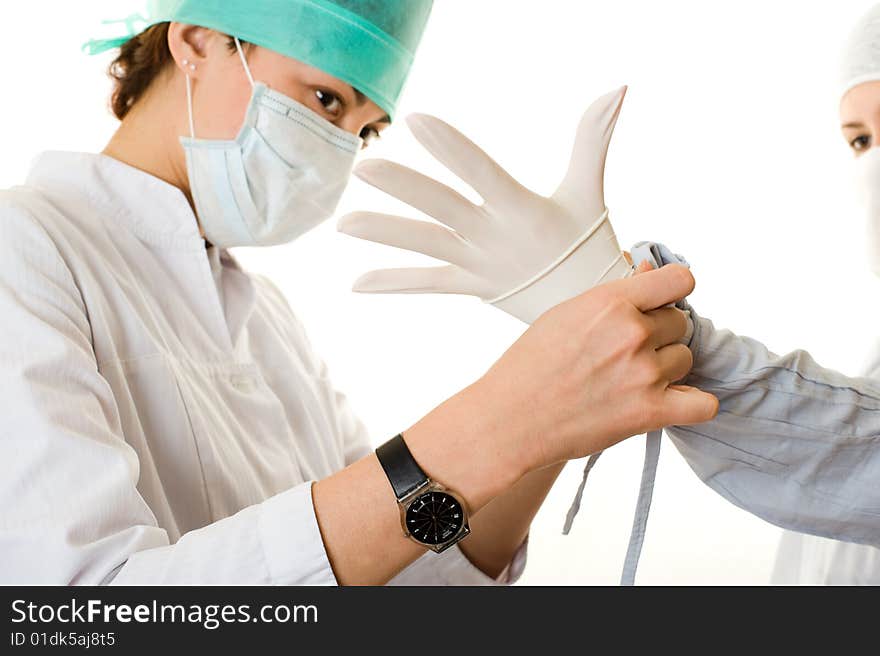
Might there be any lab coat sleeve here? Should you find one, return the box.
[0,204,338,585]
[666,301,880,548]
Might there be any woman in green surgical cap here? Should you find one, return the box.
[0,0,712,585]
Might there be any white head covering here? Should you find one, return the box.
[840,4,880,100]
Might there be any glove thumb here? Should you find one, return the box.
[554,86,627,215]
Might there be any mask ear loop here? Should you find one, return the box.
[185,73,196,139]
[234,37,256,89]
[185,38,252,140]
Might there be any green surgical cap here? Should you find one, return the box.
[84,0,434,120]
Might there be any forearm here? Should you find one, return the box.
[315,260,711,584]
[668,304,880,546]
[459,462,565,579]
[313,381,525,585]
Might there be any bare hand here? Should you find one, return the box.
[476,264,719,472]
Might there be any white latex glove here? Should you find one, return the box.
[338,87,633,324]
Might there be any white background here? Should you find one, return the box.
[3,0,880,585]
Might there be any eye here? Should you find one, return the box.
[360,126,382,149]
[315,89,344,118]
[851,134,872,153]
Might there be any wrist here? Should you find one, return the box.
[402,381,528,513]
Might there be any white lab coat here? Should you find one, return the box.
[0,151,527,585]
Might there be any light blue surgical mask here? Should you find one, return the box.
[855,146,880,278]
[181,38,362,249]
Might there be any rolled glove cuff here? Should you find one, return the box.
[488,210,632,324]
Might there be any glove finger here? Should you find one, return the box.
[554,86,627,214]
[337,212,471,267]
[354,159,478,234]
[352,265,482,296]
[406,113,524,206]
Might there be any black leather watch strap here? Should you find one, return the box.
[375,434,429,501]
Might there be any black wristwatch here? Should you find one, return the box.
[375,434,471,553]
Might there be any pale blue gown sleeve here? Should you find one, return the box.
[771,342,880,584]
[642,244,880,547]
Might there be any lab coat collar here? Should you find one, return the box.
[25,151,257,351]
[25,151,205,251]
[205,243,256,351]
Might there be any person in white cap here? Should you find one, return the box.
[771,3,880,585]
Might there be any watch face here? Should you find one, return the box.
[405,491,465,545]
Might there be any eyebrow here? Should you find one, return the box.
[354,88,391,124]
[842,122,867,129]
